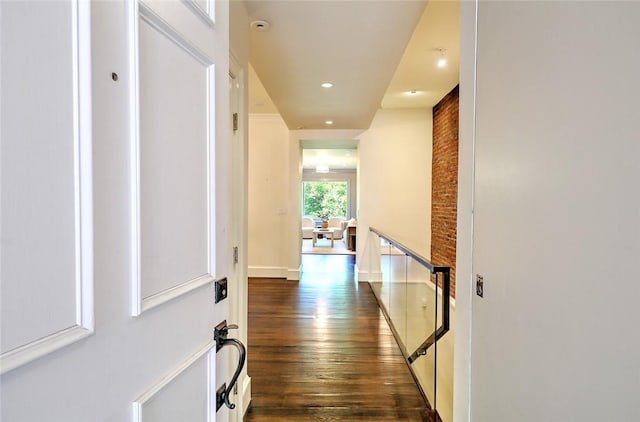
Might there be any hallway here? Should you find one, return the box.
[244,254,430,421]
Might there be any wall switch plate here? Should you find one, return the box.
[476,274,484,297]
[215,278,228,303]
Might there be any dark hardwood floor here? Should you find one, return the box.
[244,254,431,421]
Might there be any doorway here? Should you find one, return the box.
[300,147,357,256]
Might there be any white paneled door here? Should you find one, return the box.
[0,1,239,421]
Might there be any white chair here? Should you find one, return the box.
[301,217,315,239]
[327,217,345,239]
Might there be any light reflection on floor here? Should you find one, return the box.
[294,252,453,421]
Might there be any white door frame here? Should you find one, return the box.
[228,51,251,419]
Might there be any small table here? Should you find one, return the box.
[346,225,357,251]
[312,228,335,247]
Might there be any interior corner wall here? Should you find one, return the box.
[358,108,433,271]
[247,114,290,278]
[431,86,459,297]
[230,1,249,65]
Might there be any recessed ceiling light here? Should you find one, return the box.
[325,120,334,125]
[409,89,419,95]
[250,20,270,32]
[321,82,333,88]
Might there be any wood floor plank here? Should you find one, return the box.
[244,255,430,421]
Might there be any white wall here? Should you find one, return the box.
[230,1,248,65]
[357,108,433,278]
[247,109,433,283]
[247,123,366,279]
[247,114,290,278]
[457,2,640,421]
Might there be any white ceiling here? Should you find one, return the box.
[244,0,459,171]
[244,0,460,130]
[382,0,460,109]
[302,148,357,171]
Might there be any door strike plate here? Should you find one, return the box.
[215,277,228,303]
[216,383,227,411]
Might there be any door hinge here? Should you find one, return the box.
[232,113,238,132]
[233,246,239,264]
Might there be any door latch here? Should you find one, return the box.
[213,320,246,411]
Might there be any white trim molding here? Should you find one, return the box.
[132,341,216,421]
[138,1,213,65]
[129,1,216,316]
[356,269,383,283]
[139,274,214,314]
[181,0,215,28]
[287,266,301,281]
[0,326,92,375]
[0,0,94,374]
[247,266,288,279]
[240,375,252,416]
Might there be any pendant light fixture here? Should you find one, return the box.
[437,48,447,68]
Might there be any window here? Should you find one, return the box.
[302,181,348,220]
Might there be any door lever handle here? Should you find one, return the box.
[214,320,246,410]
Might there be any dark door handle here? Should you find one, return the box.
[214,321,246,410]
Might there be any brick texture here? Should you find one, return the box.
[431,85,459,298]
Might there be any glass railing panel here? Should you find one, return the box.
[371,234,390,318]
[434,271,454,422]
[368,232,385,304]
[366,228,452,421]
[409,270,438,411]
[387,244,407,353]
[404,258,434,354]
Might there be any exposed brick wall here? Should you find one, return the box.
[431,85,459,298]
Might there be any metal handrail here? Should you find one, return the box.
[369,227,450,363]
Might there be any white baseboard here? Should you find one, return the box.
[287,266,300,280]
[354,264,364,281]
[357,268,382,282]
[247,266,287,278]
[240,374,251,417]
[369,271,383,282]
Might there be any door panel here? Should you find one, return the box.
[0,0,93,373]
[134,342,215,422]
[135,4,213,313]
